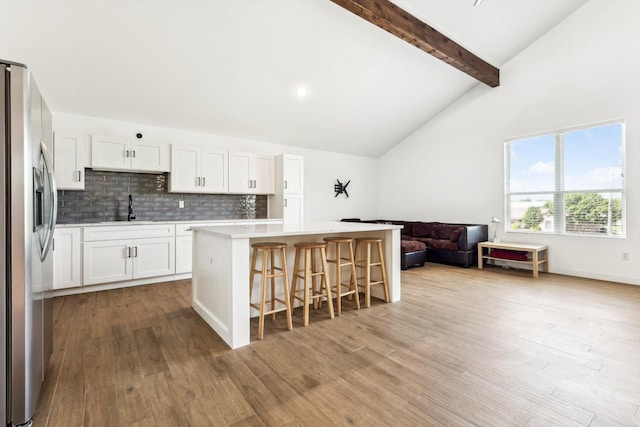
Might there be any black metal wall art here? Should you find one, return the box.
[334,179,350,198]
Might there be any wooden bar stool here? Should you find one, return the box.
[354,238,390,308]
[290,242,335,326]
[324,237,360,315]
[249,242,292,340]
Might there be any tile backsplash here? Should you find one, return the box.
[56,169,267,224]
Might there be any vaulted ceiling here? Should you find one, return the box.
[0,0,588,157]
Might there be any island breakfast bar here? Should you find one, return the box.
[191,221,403,349]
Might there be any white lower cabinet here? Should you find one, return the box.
[53,227,83,289]
[84,237,175,285]
[175,235,193,274]
[83,224,175,286]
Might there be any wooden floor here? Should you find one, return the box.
[34,263,640,427]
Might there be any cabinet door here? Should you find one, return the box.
[254,155,275,194]
[84,240,132,285]
[132,237,175,279]
[131,139,170,172]
[283,155,303,194]
[91,135,130,171]
[53,227,82,289]
[169,144,201,193]
[175,235,193,274]
[201,148,228,193]
[228,152,252,193]
[54,133,85,190]
[283,194,304,226]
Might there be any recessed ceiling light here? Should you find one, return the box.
[294,86,307,98]
[473,0,483,6]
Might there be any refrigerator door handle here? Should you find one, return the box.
[40,141,57,261]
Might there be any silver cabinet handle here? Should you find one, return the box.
[284,180,288,189]
[126,247,131,258]
[248,179,252,189]
[185,228,193,232]
[132,150,136,158]
[196,177,201,186]
[284,198,288,207]
[125,150,130,157]
[253,179,257,188]
[77,170,82,181]
[202,177,206,187]
[134,246,138,257]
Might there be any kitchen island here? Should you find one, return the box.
[191,221,403,349]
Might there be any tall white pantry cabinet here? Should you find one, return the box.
[269,154,304,225]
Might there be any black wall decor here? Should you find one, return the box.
[334,179,350,198]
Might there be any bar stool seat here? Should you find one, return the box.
[354,238,390,308]
[290,242,335,326]
[250,242,292,340]
[324,237,360,315]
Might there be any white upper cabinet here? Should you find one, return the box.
[169,144,228,193]
[282,154,303,194]
[201,148,228,193]
[91,135,169,172]
[54,132,85,190]
[228,152,274,194]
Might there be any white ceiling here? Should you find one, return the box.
[0,0,588,157]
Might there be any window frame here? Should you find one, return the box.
[504,119,626,239]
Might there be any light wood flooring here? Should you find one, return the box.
[34,263,640,426]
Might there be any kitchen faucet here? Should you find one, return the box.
[128,194,136,221]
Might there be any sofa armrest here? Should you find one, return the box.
[457,225,488,251]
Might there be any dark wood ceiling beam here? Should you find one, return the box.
[329,0,500,87]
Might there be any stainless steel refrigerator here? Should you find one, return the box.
[1,60,57,426]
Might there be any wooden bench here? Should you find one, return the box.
[477,241,548,278]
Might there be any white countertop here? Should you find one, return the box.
[192,221,402,239]
[56,218,282,228]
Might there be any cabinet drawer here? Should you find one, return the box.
[84,224,175,241]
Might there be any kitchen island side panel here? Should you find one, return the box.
[191,232,250,348]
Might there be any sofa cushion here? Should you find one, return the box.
[429,239,458,251]
[413,222,439,237]
[401,222,415,236]
[450,227,464,243]
[400,240,427,253]
[411,237,433,245]
[433,224,462,240]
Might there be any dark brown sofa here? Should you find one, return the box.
[343,219,488,268]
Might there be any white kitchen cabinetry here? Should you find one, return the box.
[282,154,303,194]
[269,154,304,225]
[91,135,170,172]
[169,144,228,193]
[228,152,274,194]
[83,224,175,285]
[53,227,82,289]
[54,133,85,190]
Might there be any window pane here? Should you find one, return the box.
[565,192,623,236]
[564,124,623,191]
[508,134,555,192]
[508,195,554,232]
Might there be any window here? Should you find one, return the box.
[505,121,625,237]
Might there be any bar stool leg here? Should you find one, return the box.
[320,246,334,319]
[377,241,390,303]
[334,242,342,315]
[303,247,312,326]
[258,249,268,340]
[280,247,293,332]
[349,241,360,309]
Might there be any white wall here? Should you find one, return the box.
[378,0,640,285]
[54,112,379,222]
